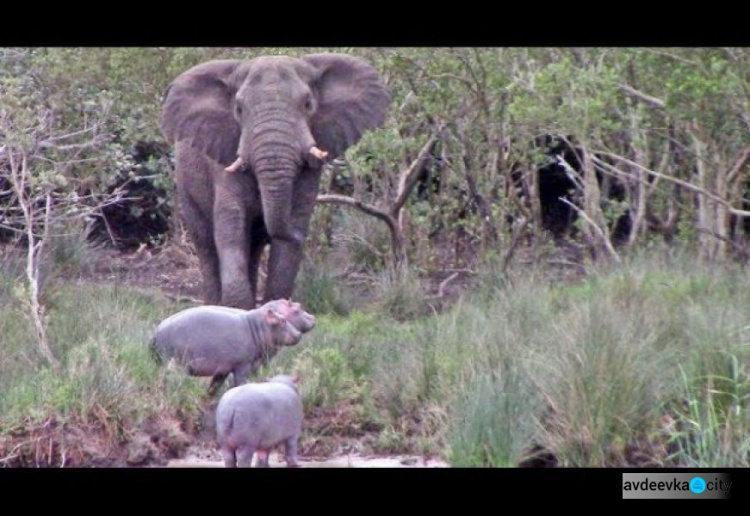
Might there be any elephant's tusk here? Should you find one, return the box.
[225,157,244,173]
[309,146,328,161]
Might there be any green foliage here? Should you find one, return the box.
[666,357,749,467]
[4,47,748,255]
[267,250,749,466]
[447,370,539,467]
[294,259,349,316]
[2,47,749,465]
[290,347,359,410]
[373,266,429,321]
[0,278,201,433]
[1,251,747,466]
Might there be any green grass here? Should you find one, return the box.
[1,249,747,467]
[294,260,350,316]
[268,251,749,466]
[0,276,204,464]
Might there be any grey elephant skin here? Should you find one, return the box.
[216,374,303,467]
[149,303,310,394]
[160,53,391,309]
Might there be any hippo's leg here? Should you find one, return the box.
[236,444,256,468]
[220,446,237,468]
[208,373,229,396]
[256,449,270,468]
[232,362,255,387]
[284,436,300,467]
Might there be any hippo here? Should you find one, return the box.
[216,374,303,468]
[150,301,313,395]
[209,299,316,334]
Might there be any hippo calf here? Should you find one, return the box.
[150,301,313,394]
[216,374,303,468]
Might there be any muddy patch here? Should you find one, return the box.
[165,444,448,468]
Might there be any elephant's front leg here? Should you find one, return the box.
[263,168,322,303]
[265,238,304,302]
[214,201,255,309]
[247,221,270,307]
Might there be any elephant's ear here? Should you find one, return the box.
[160,60,245,166]
[303,53,390,159]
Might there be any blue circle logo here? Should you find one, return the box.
[690,477,706,494]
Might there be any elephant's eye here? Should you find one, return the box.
[234,103,243,118]
[302,96,315,114]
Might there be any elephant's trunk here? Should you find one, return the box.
[257,169,298,243]
[241,111,306,243]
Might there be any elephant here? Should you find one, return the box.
[160,53,390,309]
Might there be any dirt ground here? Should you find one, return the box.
[85,241,205,302]
[165,442,447,468]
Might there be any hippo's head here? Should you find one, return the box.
[263,299,316,333]
[264,308,303,348]
[266,373,300,392]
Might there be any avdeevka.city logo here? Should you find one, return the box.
[622,473,732,499]
[689,477,706,494]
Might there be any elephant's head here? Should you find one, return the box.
[161,53,390,242]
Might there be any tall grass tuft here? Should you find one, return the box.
[0,276,204,464]
[1,248,747,467]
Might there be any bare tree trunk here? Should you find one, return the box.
[627,164,648,248]
[580,147,620,264]
[624,107,655,248]
[528,167,543,256]
[726,145,750,252]
[8,149,61,371]
[691,128,726,261]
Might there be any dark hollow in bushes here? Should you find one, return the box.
[88,141,172,250]
[511,134,632,244]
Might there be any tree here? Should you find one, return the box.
[1,53,126,369]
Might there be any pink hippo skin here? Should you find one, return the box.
[215,374,303,467]
[150,303,311,395]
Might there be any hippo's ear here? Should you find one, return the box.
[264,308,281,326]
[291,373,301,384]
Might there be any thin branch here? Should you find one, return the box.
[434,267,478,275]
[559,197,622,264]
[555,155,585,192]
[36,136,109,152]
[618,83,666,110]
[639,48,700,67]
[593,152,750,218]
[36,125,102,145]
[317,194,395,229]
[726,144,750,185]
[317,194,404,265]
[547,259,587,271]
[500,216,529,274]
[432,73,476,91]
[391,128,443,217]
[427,272,460,300]
[163,293,204,305]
